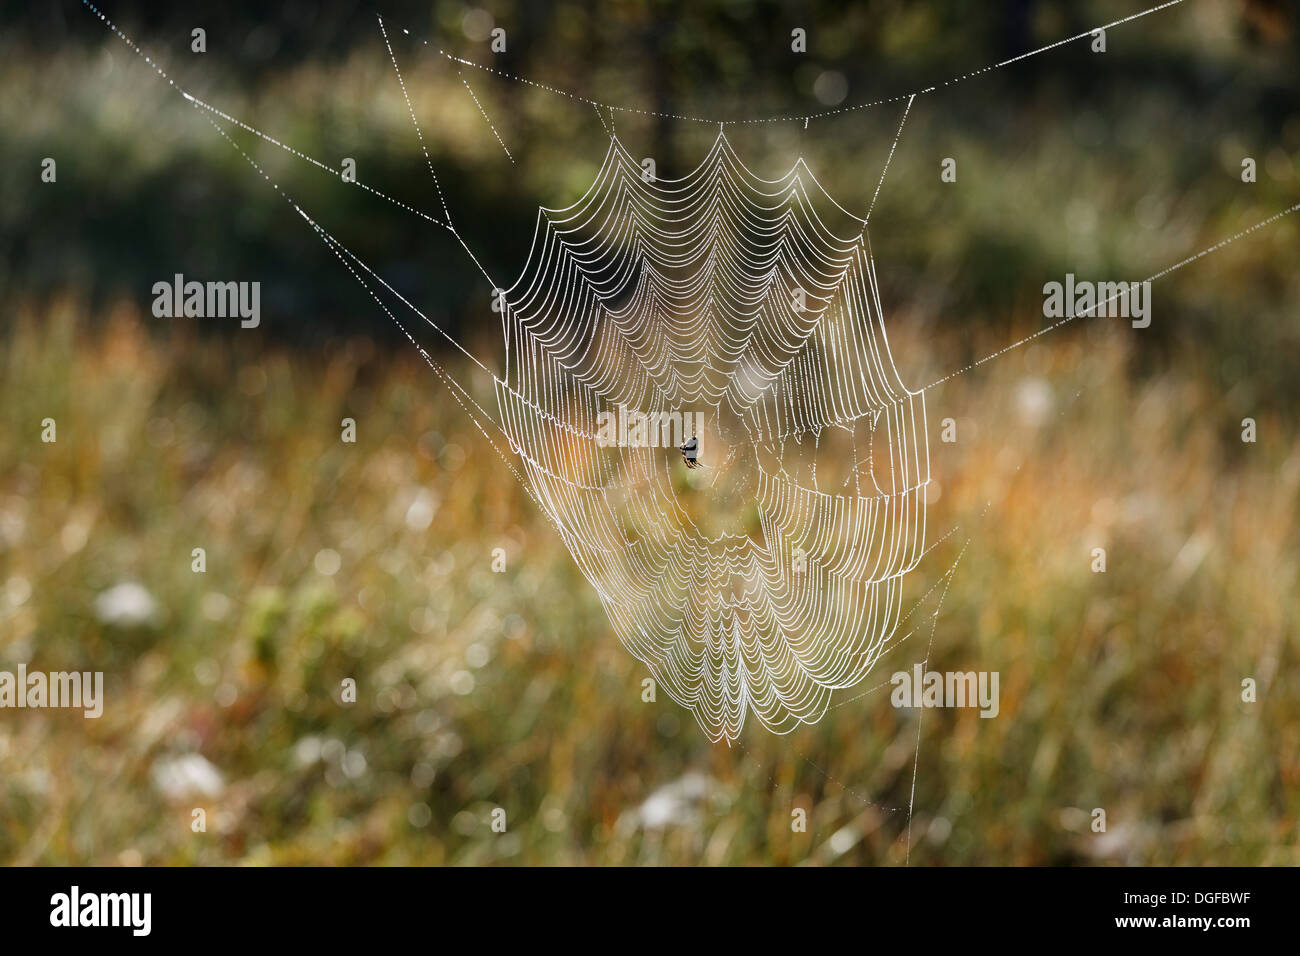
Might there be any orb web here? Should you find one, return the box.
[497,133,929,741]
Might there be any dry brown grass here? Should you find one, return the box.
[0,300,1296,864]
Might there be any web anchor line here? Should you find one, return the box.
[904,538,969,866]
[194,110,548,519]
[83,0,550,528]
[393,0,1186,126]
[459,69,516,166]
[865,94,914,224]
[377,14,454,228]
[922,199,1300,393]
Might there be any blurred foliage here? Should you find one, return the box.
[0,300,1296,864]
[0,1,1298,864]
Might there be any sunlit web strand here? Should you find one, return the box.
[389,0,1187,126]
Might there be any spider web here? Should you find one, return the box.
[498,132,927,740]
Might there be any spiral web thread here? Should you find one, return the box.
[497,133,927,740]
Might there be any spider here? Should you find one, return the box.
[680,436,701,468]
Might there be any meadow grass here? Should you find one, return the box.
[0,299,1296,865]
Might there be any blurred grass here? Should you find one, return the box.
[1,298,1296,865]
[2,0,1298,866]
